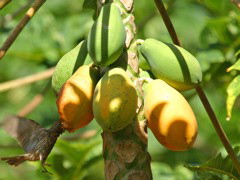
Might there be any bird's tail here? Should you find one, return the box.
[1,155,26,166]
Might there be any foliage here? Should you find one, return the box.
[0,0,240,179]
[185,146,240,180]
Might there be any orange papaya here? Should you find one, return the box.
[144,79,198,151]
[57,65,99,132]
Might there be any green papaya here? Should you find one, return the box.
[138,50,150,70]
[139,38,202,91]
[87,3,126,66]
[93,68,137,131]
[52,40,92,94]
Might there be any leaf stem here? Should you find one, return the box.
[154,0,181,46]
[154,0,240,175]
[0,0,47,60]
[195,86,240,175]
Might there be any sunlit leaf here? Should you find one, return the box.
[226,75,240,120]
[227,59,240,72]
[185,146,240,180]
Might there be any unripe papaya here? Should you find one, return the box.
[93,68,137,131]
[144,79,198,151]
[57,65,99,132]
[87,3,126,66]
[52,40,92,94]
[139,38,202,91]
[138,50,150,71]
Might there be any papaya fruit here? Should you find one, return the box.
[139,38,202,91]
[144,79,198,151]
[87,3,126,66]
[138,50,150,71]
[93,68,137,131]
[57,65,99,132]
[52,40,92,94]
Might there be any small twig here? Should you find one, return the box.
[231,0,240,8]
[0,0,47,60]
[0,67,55,92]
[154,0,240,175]
[3,0,34,25]
[154,0,181,46]
[0,0,12,9]
[18,80,51,117]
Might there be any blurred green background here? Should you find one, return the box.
[0,0,240,179]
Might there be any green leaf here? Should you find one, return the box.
[227,59,240,72]
[185,146,240,180]
[196,49,225,71]
[226,75,240,120]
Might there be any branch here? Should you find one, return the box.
[0,0,12,10]
[2,0,34,26]
[17,80,51,116]
[154,0,240,175]
[231,0,240,8]
[0,0,47,60]
[0,67,55,92]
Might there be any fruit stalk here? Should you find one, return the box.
[154,0,240,175]
[100,0,152,179]
[195,86,240,174]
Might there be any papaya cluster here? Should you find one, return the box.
[52,3,202,151]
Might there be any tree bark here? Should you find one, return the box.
[101,0,152,179]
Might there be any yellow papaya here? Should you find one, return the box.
[93,68,137,131]
[57,65,99,132]
[87,3,126,66]
[144,79,198,151]
[139,38,202,91]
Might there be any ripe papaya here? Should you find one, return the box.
[57,65,99,132]
[87,3,126,66]
[144,79,198,151]
[52,40,92,94]
[139,38,202,91]
[93,68,137,131]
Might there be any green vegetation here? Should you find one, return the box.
[0,0,240,179]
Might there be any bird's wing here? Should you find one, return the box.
[3,115,44,152]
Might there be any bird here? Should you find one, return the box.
[1,115,65,174]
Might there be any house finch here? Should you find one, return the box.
[1,115,65,174]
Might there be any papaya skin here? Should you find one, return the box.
[87,3,126,66]
[144,79,198,151]
[139,38,202,91]
[57,65,99,132]
[52,40,92,94]
[93,68,137,132]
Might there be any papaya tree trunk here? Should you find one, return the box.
[101,0,152,179]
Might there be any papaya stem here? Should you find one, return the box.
[154,0,240,175]
[136,39,145,45]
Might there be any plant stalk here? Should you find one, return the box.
[154,0,240,175]
[195,86,240,174]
